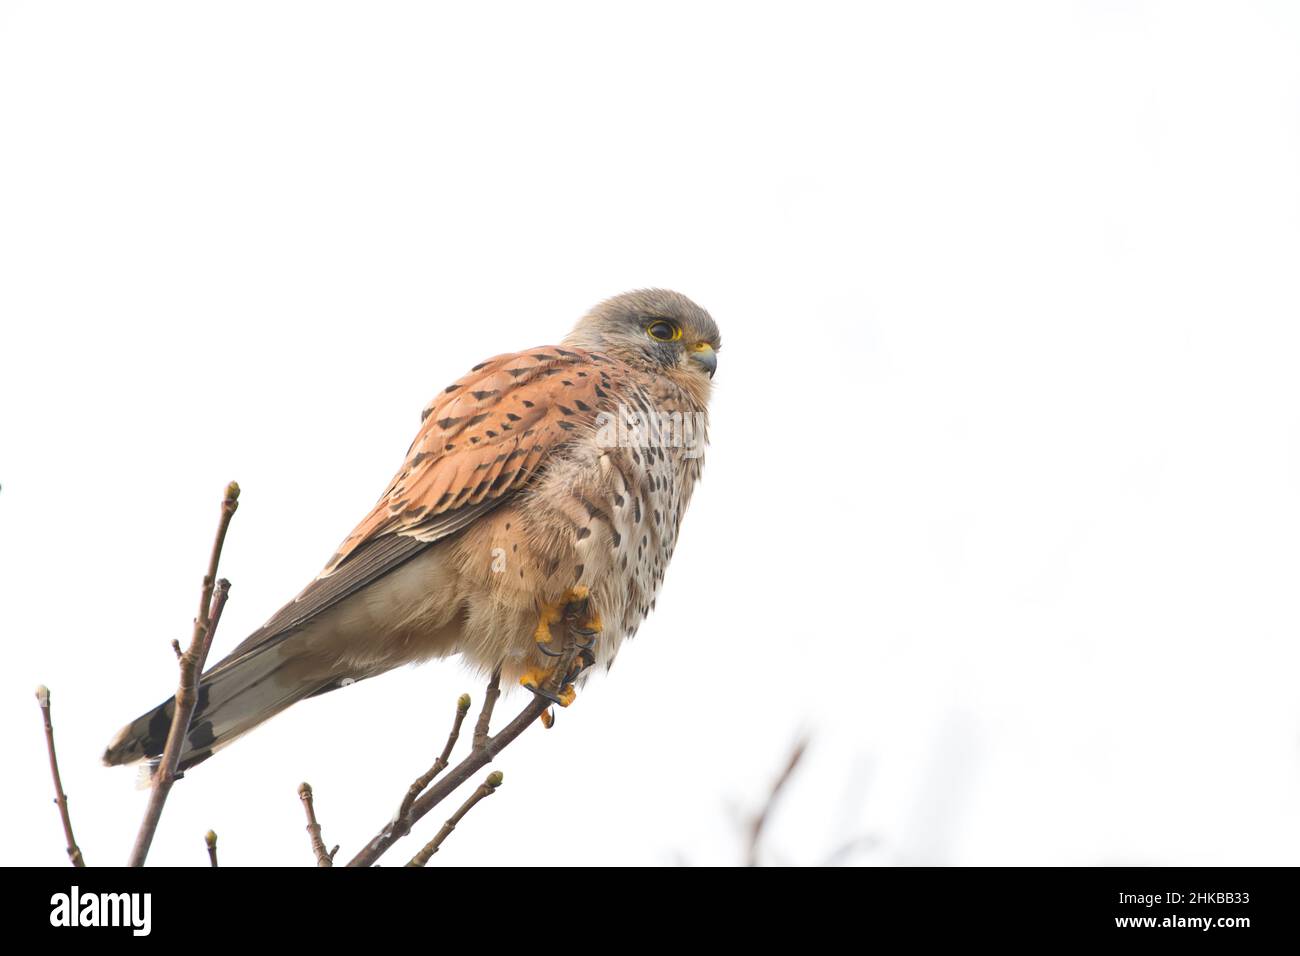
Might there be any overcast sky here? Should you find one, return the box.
[3,1,1299,866]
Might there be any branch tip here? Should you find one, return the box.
[352,636,591,867]
[298,780,333,867]
[127,482,240,866]
[404,770,506,867]
[37,684,84,866]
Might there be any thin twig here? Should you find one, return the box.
[746,736,809,867]
[298,782,333,867]
[472,668,501,750]
[205,830,219,867]
[348,640,584,867]
[389,693,472,843]
[205,578,231,649]
[405,771,503,867]
[127,482,239,867]
[35,686,84,867]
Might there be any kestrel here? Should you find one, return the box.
[104,289,720,771]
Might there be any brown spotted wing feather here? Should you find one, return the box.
[214,346,620,667]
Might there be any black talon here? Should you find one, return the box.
[522,679,567,706]
[565,651,595,684]
[537,639,564,658]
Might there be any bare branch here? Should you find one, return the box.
[128,481,239,866]
[205,830,219,867]
[746,736,809,867]
[297,782,333,867]
[346,696,546,867]
[472,668,501,750]
[405,771,503,867]
[348,632,586,867]
[36,686,84,867]
[389,693,472,843]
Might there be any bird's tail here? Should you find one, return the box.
[102,633,345,773]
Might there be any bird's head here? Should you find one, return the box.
[563,289,721,391]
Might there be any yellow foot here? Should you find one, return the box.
[534,585,602,655]
[533,582,598,650]
[563,585,602,639]
[519,669,579,707]
[533,603,562,646]
[575,607,603,638]
[524,584,600,712]
[519,665,552,691]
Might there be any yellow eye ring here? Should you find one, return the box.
[646,320,681,342]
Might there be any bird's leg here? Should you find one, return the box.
[559,587,602,684]
[521,585,601,713]
[532,600,564,655]
[530,585,600,661]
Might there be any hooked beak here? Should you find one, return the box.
[688,343,717,379]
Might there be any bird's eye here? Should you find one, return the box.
[646,320,681,342]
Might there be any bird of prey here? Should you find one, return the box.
[104,289,720,772]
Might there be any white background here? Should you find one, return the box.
[3,1,1299,867]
